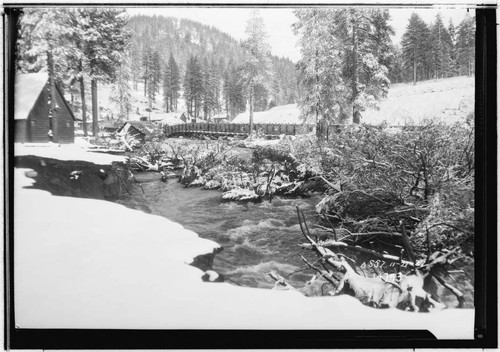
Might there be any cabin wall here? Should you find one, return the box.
[52,88,75,144]
[14,120,27,143]
[27,89,50,143]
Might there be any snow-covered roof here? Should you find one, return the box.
[15,72,49,120]
[118,121,154,136]
[150,112,185,125]
[232,104,302,124]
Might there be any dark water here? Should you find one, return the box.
[118,176,323,289]
[117,175,474,307]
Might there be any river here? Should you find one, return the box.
[117,176,324,289]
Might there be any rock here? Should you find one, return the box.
[203,179,221,190]
[188,176,206,187]
[201,270,225,283]
[24,170,38,178]
[222,188,260,202]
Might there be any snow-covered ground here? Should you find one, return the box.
[362,76,474,125]
[13,146,474,338]
[15,141,128,164]
[94,84,185,125]
[232,104,302,124]
[232,76,474,126]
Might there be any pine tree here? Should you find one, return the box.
[447,19,459,76]
[183,55,204,118]
[401,13,431,84]
[240,10,272,135]
[456,13,475,77]
[429,14,453,79]
[83,9,131,135]
[110,55,133,120]
[163,58,173,112]
[294,9,347,127]
[17,9,75,135]
[151,50,161,98]
[222,60,246,119]
[294,8,391,127]
[169,54,181,111]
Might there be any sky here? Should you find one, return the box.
[127,7,473,63]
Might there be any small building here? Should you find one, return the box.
[100,119,123,133]
[117,121,153,142]
[15,72,76,143]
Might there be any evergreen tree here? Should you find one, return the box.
[163,57,173,112]
[294,8,391,127]
[110,55,133,120]
[83,9,131,135]
[222,60,246,119]
[151,50,161,97]
[163,53,181,112]
[447,19,459,76]
[456,13,475,76]
[17,9,75,134]
[429,14,453,79]
[401,13,431,84]
[183,55,204,118]
[170,54,181,110]
[240,10,272,135]
[294,9,347,127]
[253,82,269,111]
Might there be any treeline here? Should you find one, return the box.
[294,9,476,127]
[389,12,475,84]
[127,14,299,119]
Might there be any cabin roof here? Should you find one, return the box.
[15,72,76,122]
[15,72,49,120]
[118,121,154,136]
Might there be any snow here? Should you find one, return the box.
[231,77,473,127]
[149,112,185,125]
[13,150,474,339]
[15,143,128,164]
[363,76,475,125]
[232,104,302,124]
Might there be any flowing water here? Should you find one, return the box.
[118,176,323,289]
[117,175,474,307]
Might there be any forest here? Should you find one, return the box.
[16,8,475,131]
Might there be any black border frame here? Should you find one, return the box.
[3,4,497,349]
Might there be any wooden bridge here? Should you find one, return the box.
[164,122,316,138]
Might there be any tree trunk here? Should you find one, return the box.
[352,23,360,124]
[91,78,99,136]
[249,80,254,136]
[79,75,88,137]
[144,78,147,97]
[47,48,56,139]
[413,47,417,85]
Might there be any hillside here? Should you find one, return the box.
[231,76,474,126]
[127,15,299,108]
[362,76,475,125]
[232,104,301,124]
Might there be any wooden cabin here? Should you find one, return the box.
[14,72,76,143]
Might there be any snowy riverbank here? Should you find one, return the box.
[13,145,474,339]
